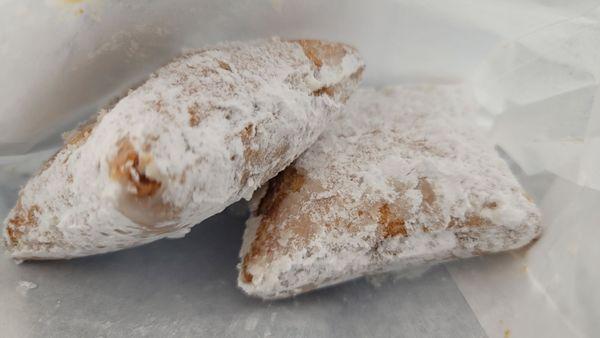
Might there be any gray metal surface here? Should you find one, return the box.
[0,200,486,338]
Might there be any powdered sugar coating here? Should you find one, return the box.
[239,85,542,299]
[2,38,364,260]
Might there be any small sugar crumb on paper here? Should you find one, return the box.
[16,280,38,295]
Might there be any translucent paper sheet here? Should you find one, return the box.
[449,4,600,337]
[1,1,598,337]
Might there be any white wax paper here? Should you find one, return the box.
[1,1,598,337]
[448,3,600,337]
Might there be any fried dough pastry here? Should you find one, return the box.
[239,85,541,299]
[3,38,364,260]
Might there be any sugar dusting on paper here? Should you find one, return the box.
[16,280,38,295]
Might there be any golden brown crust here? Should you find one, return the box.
[239,123,257,186]
[294,40,364,102]
[5,203,41,246]
[108,138,162,198]
[378,203,408,238]
[448,214,492,229]
[257,166,305,218]
[107,138,181,230]
[63,117,97,146]
[312,86,334,97]
[5,107,110,250]
[417,177,436,206]
[217,60,232,72]
[36,116,100,177]
[294,40,324,69]
[293,40,352,70]
[241,166,306,283]
[187,102,202,127]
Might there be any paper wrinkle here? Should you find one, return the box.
[457,4,600,336]
[451,176,599,338]
[531,180,600,337]
[474,5,600,192]
[1,1,599,337]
